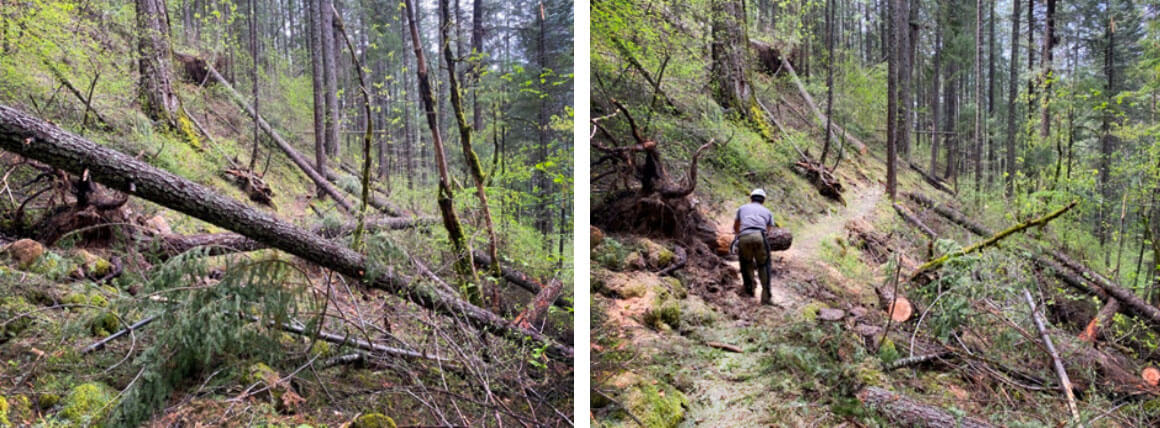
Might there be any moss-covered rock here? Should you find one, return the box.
[27,251,72,280]
[74,249,113,278]
[799,302,827,322]
[0,296,35,339]
[679,297,717,327]
[351,413,397,428]
[644,298,681,330]
[7,239,44,269]
[38,392,60,410]
[89,311,120,337]
[607,372,688,428]
[662,277,686,299]
[244,362,280,386]
[310,341,333,358]
[61,382,114,424]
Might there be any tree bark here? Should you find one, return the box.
[1005,0,1021,197]
[321,0,340,159]
[857,387,995,427]
[440,0,501,309]
[136,0,180,125]
[0,104,571,362]
[403,0,474,298]
[308,0,327,180]
[710,0,752,115]
[1039,0,1055,139]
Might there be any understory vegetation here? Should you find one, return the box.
[591,0,1160,426]
[0,0,573,426]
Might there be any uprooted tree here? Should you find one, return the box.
[591,100,718,249]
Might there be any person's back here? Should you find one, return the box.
[736,202,774,234]
[734,189,775,304]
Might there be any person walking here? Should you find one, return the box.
[734,189,775,304]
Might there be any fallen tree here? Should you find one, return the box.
[472,250,572,311]
[856,387,995,427]
[148,216,438,258]
[910,199,1077,280]
[0,104,572,362]
[907,192,1160,335]
[778,56,867,154]
[204,64,354,213]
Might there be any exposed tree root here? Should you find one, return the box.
[222,167,274,207]
[792,155,844,203]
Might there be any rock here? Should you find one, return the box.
[853,324,882,337]
[144,215,172,235]
[590,226,605,248]
[73,249,112,278]
[8,239,44,269]
[849,306,868,319]
[624,252,646,271]
[351,413,397,428]
[817,308,846,321]
[61,383,115,424]
[622,377,687,428]
[640,239,674,268]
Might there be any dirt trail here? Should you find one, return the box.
[680,184,883,426]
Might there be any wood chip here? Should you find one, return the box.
[706,341,743,353]
[1143,367,1160,386]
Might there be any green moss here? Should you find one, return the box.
[310,341,333,358]
[0,396,9,427]
[663,277,686,299]
[0,296,35,339]
[6,395,31,425]
[799,302,826,322]
[656,248,675,267]
[244,362,279,386]
[593,238,628,271]
[644,298,681,330]
[39,393,60,409]
[88,293,109,308]
[27,251,71,279]
[679,298,716,327]
[61,382,114,425]
[175,108,202,150]
[623,380,688,428]
[62,293,88,306]
[89,312,120,337]
[876,337,900,365]
[351,413,397,428]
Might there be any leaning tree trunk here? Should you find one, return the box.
[441,0,502,309]
[0,104,572,362]
[402,0,476,300]
[136,0,180,125]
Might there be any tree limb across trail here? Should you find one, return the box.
[0,104,572,362]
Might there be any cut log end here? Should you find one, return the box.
[889,297,913,323]
[1143,367,1160,386]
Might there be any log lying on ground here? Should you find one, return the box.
[908,161,955,195]
[0,104,572,362]
[1022,288,1080,423]
[1079,298,1120,344]
[792,155,844,202]
[147,216,438,258]
[204,64,354,213]
[472,250,572,310]
[513,279,565,329]
[907,192,1160,334]
[856,387,995,428]
[892,202,937,240]
[779,57,867,154]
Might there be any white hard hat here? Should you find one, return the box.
[750,188,766,198]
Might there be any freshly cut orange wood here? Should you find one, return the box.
[889,297,913,322]
[1143,367,1160,386]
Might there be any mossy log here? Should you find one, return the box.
[0,104,572,362]
[907,161,955,195]
[911,199,1077,280]
[907,192,1160,335]
[472,250,572,311]
[857,387,995,428]
[148,216,438,258]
